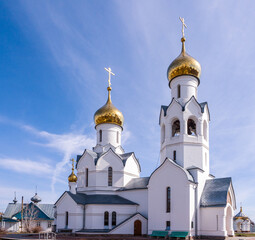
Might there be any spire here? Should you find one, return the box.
[68,158,77,183]
[13,192,17,204]
[179,17,187,56]
[107,86,112,104]
[94,67,124,127]
[167,17,201,84]
[181,37,186,56]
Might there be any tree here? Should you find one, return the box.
[22,203,39,233]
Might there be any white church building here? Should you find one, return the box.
[54,24,236,238]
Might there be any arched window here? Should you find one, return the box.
[65,211,69,227]
[161,124,165,143]
[104,211,109,226]
[173,150,176,161]
[86,168,88,187]
[177,85,181,98]
[166,187,171,212]
[172,120,180,137]
[108,167,112,186]
[99,130,102,142]
[112,211,116,226]
[203,120,208,141]
[187,119,196,136]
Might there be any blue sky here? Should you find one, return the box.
[1,0,255,220]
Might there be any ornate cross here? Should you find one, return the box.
[179,17,187,38]
[104,67,115,87]
[70,158,75,169]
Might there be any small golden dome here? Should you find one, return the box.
[94,87,124,128]
[167,37,201,86]
[68,171,77,183]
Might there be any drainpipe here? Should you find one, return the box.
[83,205,86,229]
[195,183,198,237]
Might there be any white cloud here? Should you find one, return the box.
[0,158,53,176]
[20,124,96,193]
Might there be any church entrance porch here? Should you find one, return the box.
[134,220,142,236]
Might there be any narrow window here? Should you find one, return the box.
[112,211,116,226]
[86,168,88,187]
[99,130,102,142]
[172,120,180,137]
[166,187,171,213]
[187,119,196,135]
[177,85,181,98]
[116,132,119,144]
[48,221,52,228]
[191,221,194,229]
[37,221,41,227]
[166,221,171,230]
[161,124,165,143]
[65,212,68,227]
[203,121,208,141]
[173,150,176,161]
[104,211,109,226]
[108,167,112,186]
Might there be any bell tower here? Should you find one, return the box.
[159,18,210,172]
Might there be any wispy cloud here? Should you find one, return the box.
[0,158,53,176]
[21,124,95,192]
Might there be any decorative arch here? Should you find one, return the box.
[161,124,165,143]
[187,118,197,136]
[172,119,180,137]
[226,205,234,236]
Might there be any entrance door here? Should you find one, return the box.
[134,220,142,236]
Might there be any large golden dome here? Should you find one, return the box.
[94,87,124,128]
[167,37,201,86]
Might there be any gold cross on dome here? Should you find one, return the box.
[104,67,115,87]
[179,17,187,38]
[70,158,76,169]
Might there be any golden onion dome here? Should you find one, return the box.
[68,171,77,183]
[94,87,124,128]
[167,37,201,87]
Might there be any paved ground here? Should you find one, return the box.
[1,234,255,240]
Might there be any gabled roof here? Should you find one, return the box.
[148,158,195,184]
[4,202,54,220]
[118,177,150,191]
[159,97,210,124]
[63,191,138,206]
[76,149,141,172]
[200,177,232,207]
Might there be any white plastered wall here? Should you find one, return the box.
[95,124,122,150]
[123,155,140,185]
[170,76,198,104]
[148,159,194,234]
[118,189,148,218]
[160,97,210,172]
[110,214,147,235]
[56,193,83,232]
[85,204,137,230]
